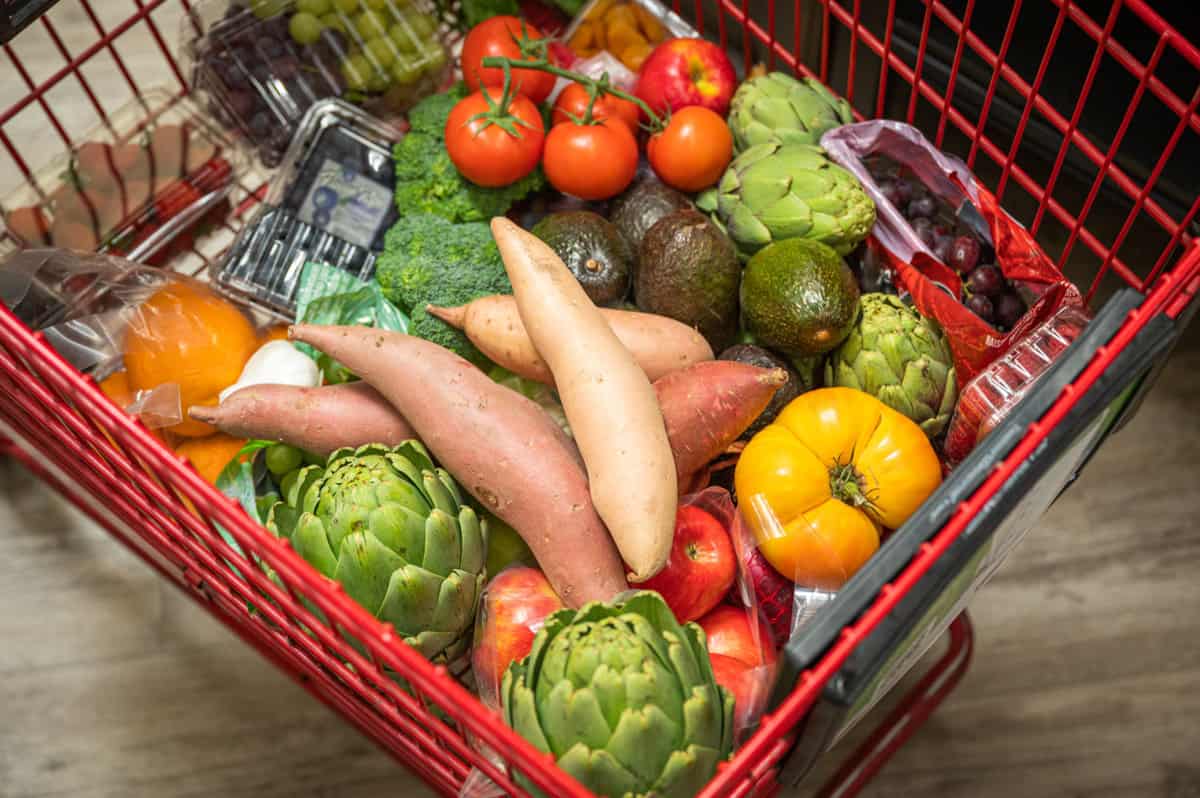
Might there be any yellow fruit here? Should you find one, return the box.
[123,282,258,438]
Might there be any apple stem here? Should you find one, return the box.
[480,56,666,131]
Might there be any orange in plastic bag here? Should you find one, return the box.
[123,281,259,437]
[175,433,249,485]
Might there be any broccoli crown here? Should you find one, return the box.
[394,88,545,223]
[375,213,512,366]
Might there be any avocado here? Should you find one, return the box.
[740,238,860,356]
[635,208,741,351]
[531,210,633,305]
[718,344,803,438]
[610,175,693,252]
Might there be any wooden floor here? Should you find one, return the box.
[2,323,1197,798]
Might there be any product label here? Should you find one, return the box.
[296,158,392,250]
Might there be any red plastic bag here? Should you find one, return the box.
[822,121,1082,381]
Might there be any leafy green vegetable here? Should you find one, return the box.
[461,0,521,31]
[394,87,545,223]
[375,213,512,366]
[293,261,409,383]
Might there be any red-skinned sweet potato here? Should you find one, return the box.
[189,382,416,457]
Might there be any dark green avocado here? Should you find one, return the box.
[740,237,860,356]
[635,208,741,351]
[531,210,634,305]
[610,176,693,253]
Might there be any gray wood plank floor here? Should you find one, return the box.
[2,325,1197,798]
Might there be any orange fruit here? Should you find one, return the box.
[175,433,249,486]
[97,369,169,446]
[123,281,258,438]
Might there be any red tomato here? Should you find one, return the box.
[542,119,638,200]
[551,82,640,135]
[647,106,733,192]
[461,16,555,104]
[445,88,545,188]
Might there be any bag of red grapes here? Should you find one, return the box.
[822,121,1083,382]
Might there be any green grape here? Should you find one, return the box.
[333,0,359,11]
[364,36,397,67]
[289,11,324,44]
[366,66,391,92]
[296,0,332,14]
[353,8,389,39]
[403,10,435,39]
[340,52,373,91]
[387,22,419,54]
[320,11,347,31]
[361,0,389,8]
[249,0,288,17]
[264,444,303,479]
[390,56,422,86]
[420,40,448,73]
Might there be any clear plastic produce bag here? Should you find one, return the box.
[822,121,1083,380]
[6,250,275,434]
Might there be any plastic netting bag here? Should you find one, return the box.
[822,121,1083,381]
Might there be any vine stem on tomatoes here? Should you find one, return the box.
[481,55,666,131]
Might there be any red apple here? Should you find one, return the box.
[699,604,778,668]
[471,566,564,707]
[634,38,737,118]
[640,505,737,622]
[709,652,770,738]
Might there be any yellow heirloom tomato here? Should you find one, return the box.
[734,387,942,589]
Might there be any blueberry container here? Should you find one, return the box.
[213,98,401,315]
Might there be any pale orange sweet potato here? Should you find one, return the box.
[492,219,677,582]
[426,295,713,386]
[287,324,629,607]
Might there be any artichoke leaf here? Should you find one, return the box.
[379,563,444,634]
[557,745,643,798]
[292,513,339,578]
[421,509,462,577]
[333,530,408,616]
[457,506,486,576]
[422,471,459,517]
[605,703,682,785]
[368,503,428,563]
[653,744,725,798]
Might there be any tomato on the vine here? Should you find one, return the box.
[461,16,556,104]
[445,87,545,188]
[551,83,640,135]
[647,106,733,192]
[542,119,639,200]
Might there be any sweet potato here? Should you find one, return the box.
[491,218,677,582]
[655,361,789,484]
[426,294,713,385]
[188,382,416,457]
[287,324,629,607]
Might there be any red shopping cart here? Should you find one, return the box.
[0,1,1197,796]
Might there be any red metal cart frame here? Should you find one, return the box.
[1,1,1197,796]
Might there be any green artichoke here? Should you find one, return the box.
[502,591,734,798]
[697,142,875,260]
[728,72,854,153]
[267,442,487,664]
[825,293,958,437]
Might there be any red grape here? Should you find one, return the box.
[995,292,1026,328]
[912,216,936,247]
[907,194,937,219]
[968,264,1003,296]
[878,179,904,209]
[949,235,981,272]
[933,235,953,263]
[894,178,915,206]
[967,294,994,322]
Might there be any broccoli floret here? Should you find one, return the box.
[395,89,545,223]
[375,213,512,367]
[406,83,468,136]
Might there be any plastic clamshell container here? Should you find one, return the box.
[563,0,697,70]
[0,89,244,265]
[213,97,401,316]
[183,0,451,167]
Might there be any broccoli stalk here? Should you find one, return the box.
[374,214,512,367]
